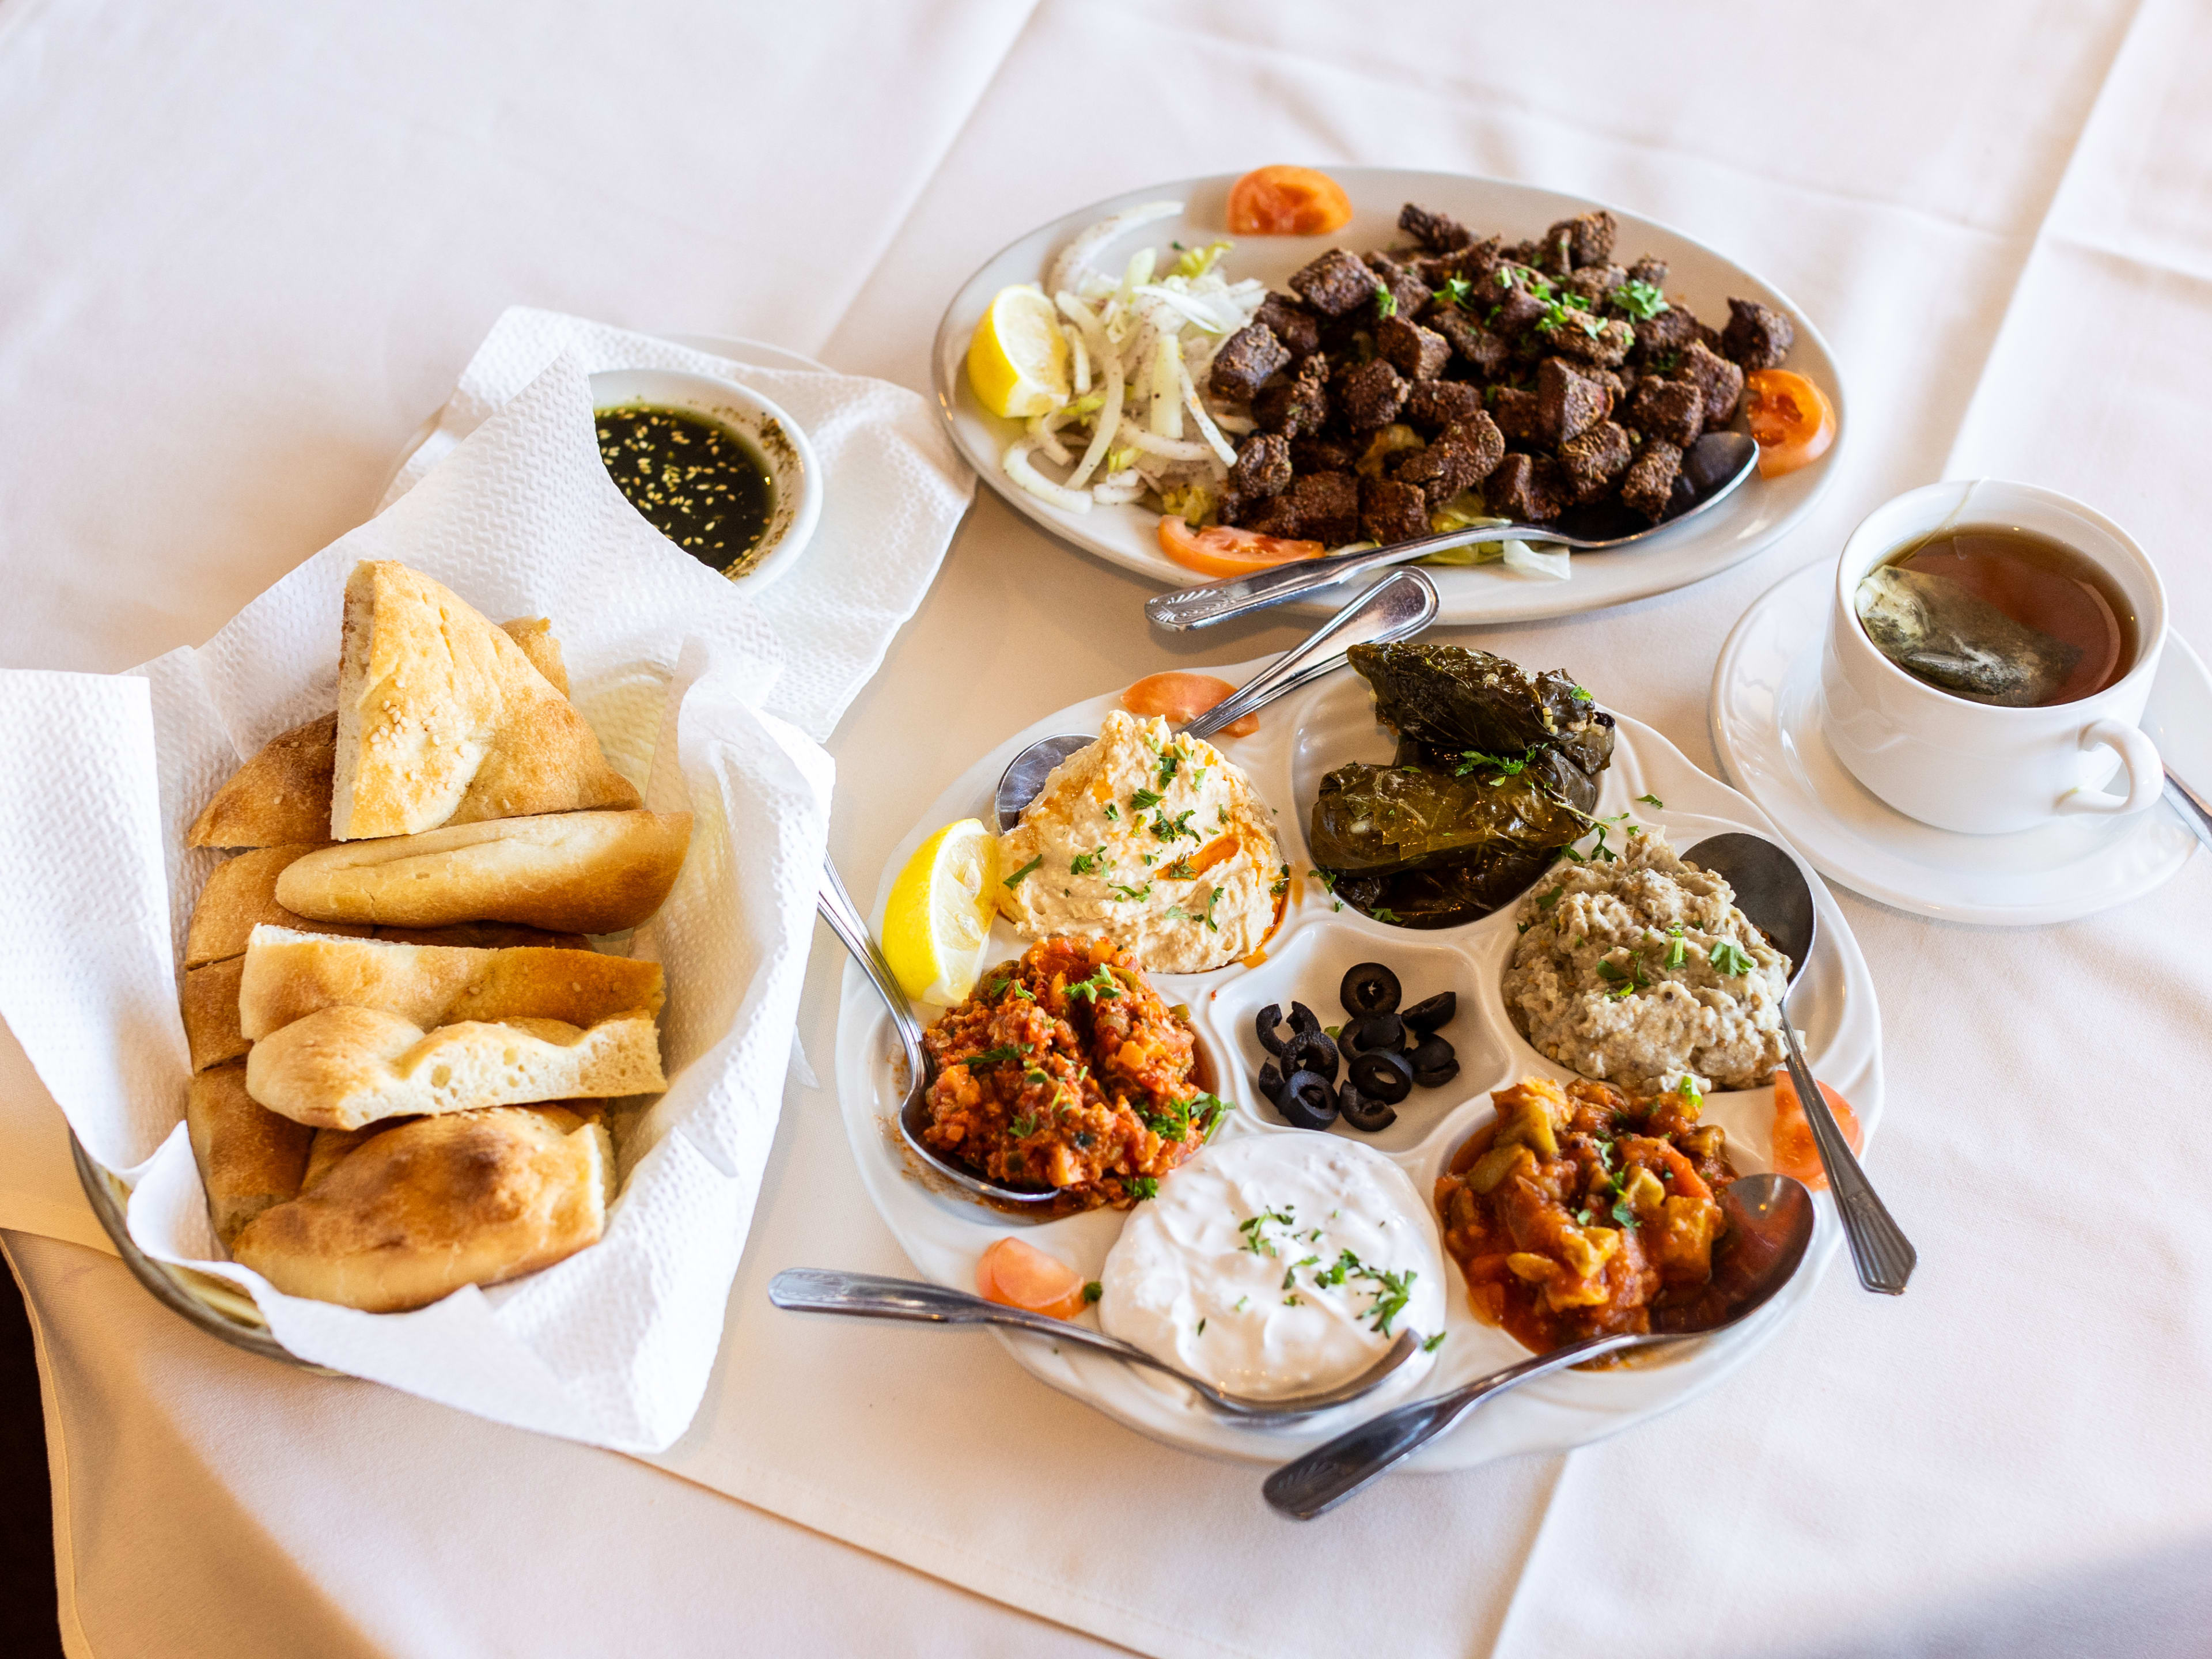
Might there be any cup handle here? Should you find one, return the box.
[2056,719,2162,816]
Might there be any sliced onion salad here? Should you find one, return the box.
[997,204,1266,519]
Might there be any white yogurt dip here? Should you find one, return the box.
[1099,1132,1445,1400]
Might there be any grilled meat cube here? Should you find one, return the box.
[1289,249,1380,317]
[1540,310,1634,368]
[1363,253,1433,320]
[1490,387,1545,444]
[1395,412,1505,505]
[1721,298,1794,369]
[1403,378,1487,435]
[1290,435,1357,475]
[1229,433,1294,501]
[1376,315,1451,381]
[1545,210,1618,269]
[1626,377,1705,448]
[1536,356,1608,444]
[1489,282,1550,338]
[1399,202,1475,253]
[1254,354,1331,438]
[1208,323,1292,402]
[1631,306,1702,364]
[1580,365,1626,406]
[1626,256,1668,287]
[1247,470,1359,544]
[1487,452,1568,522]
[1619,440,1684,521]
[1430,309,1510,377]
[1360,475,1433,544]
[1674,340,1746,426]
[1254,293,1321,359]
[1335,358,1411,432]
[1557,421,1635,503]
[1563,264,1626,306]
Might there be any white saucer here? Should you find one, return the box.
[1710,560,2205,925]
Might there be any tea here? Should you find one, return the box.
[1854,524,2137,707]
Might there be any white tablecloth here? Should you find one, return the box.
[7,1,2212,1654]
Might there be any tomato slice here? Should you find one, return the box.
[1122,672,1259,738]
[1226,165,1354,236]
[1743,369,1837,478]
[1157,515,1323,580]
[1770,1068,1863,1191]
[975,1237,1090,1320]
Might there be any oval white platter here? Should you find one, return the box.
[835,661,1883,1469]
[930,168,1848,626]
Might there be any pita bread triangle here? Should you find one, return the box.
[331,561,639,840]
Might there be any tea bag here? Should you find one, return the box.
[1855,566,2082,707]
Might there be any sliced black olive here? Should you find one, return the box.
[1255,1004,1287,1056]
[1256,1060,1286,1103]
[1408,1035,1459,1089]
[1339,963,1402,1017]
[1286,1001,1322,1037]
[1277,1069,1339,1130]
[1339,1011,1404,1057]
[1336,1081,1398,1133]
[1279,1028,1340,1082]
[1347,1047,1412,1105]
[1402,992,1457,1033]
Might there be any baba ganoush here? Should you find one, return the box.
[1501,829,1791,1094]
[1100,1132,1445,1400]
[997,711,1285,975]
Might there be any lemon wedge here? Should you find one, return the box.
[966,285,1069,419]
[881,818,999,1006]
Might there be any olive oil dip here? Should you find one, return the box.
[596,403,777,578]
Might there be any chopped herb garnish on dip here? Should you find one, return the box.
[1128,1176,1159,1200]
[1003,855,1043,888]
[1709,940,1756,976]
[1637,793,1665,808]
[1083,1281,1102,1304]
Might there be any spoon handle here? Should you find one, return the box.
[1146,528,1520,631]
[1262,1332,1635,1519]
[815,857,927,1082]
[1181,569,1439,740]
[1782,1024,1915,1294]
[768,1268,1179,1377]
[2165,770,2212,852]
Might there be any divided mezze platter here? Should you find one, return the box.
[835,660,1882,1469]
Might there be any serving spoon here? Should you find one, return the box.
[1145,430,1758,631]
[770,1268,1419,1418]
[1686,831,1915,1295]
[1262,1172,1815,1518]
[994,565,1440,830]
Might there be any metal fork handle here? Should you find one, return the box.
[1146,531,1508,631]
[2166,770,2212,851]
[1263,1328,1638,1518]
[815,857,927,1084]
[1781,1023,1914,1294]
[1180,569,1438,740]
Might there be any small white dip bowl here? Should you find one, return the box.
[588,366,822,589]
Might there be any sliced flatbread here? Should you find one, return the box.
[232,1105,611,1312]
[186,1061,313,1247]
[184,845,374,967]
[181,956,248,1072]
[245,1005,664,1131]
[332,562,639,839]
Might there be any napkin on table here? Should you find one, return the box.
[0,353,831,1452]
[381,305,976,742]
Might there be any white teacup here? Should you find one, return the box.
[1819,480,2166,835]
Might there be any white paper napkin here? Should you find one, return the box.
[381,305,975,741]
[0,353,832,1452]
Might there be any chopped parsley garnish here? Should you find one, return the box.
[1066,964,1123,1003]
[967,1044,1024,1067]
[1709,940,1756,977]
[1374,288,1398,319]
[1191,1093,1231,1141]
[1677,1076,1702,1104]
[1373,907,1402,924]
[1596,959,1630,982]
[1571,684,1593,703]
[1069,845,1106,877]
[1422,1331,1448,1353]
[1611,1197,1637,1228]
[1284,1293,1305,1306]
[1008,1113,1036,1137]
[1107,881,1152,902]
[1128,1176,1159,1200]
[1150,808,1198,843]
[1002,855,1042,888]
[1454,748,1529,778]
[1636,793,1665,808]
[1664,931,1688,969]
[1310,867,1338,892]
[1196,1319,1206,1335]
[1023,1067,1050,1085]
[1270,863,1291,898]
[1103,802,1119,821]
[1537,887,1564,911]
[1362,1267,1416,1335]
[1441,275,1472,309]
[1202,887,1224,931]
[1238,1207,1294,1256]
[1156,751,1180,790]
[1614,278,1669,320]
[1130,787,1163,811]
[1163,858,1197,880]
[1083,1281,1102,1304]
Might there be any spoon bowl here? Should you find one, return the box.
[1262,1172,1815,1518]
[1686,831,1915,1295]
[1146,431,1759,631]
[770,1268,1422,1418]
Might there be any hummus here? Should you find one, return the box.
[996,711,1284,974]
[1501,830,1792,1094]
